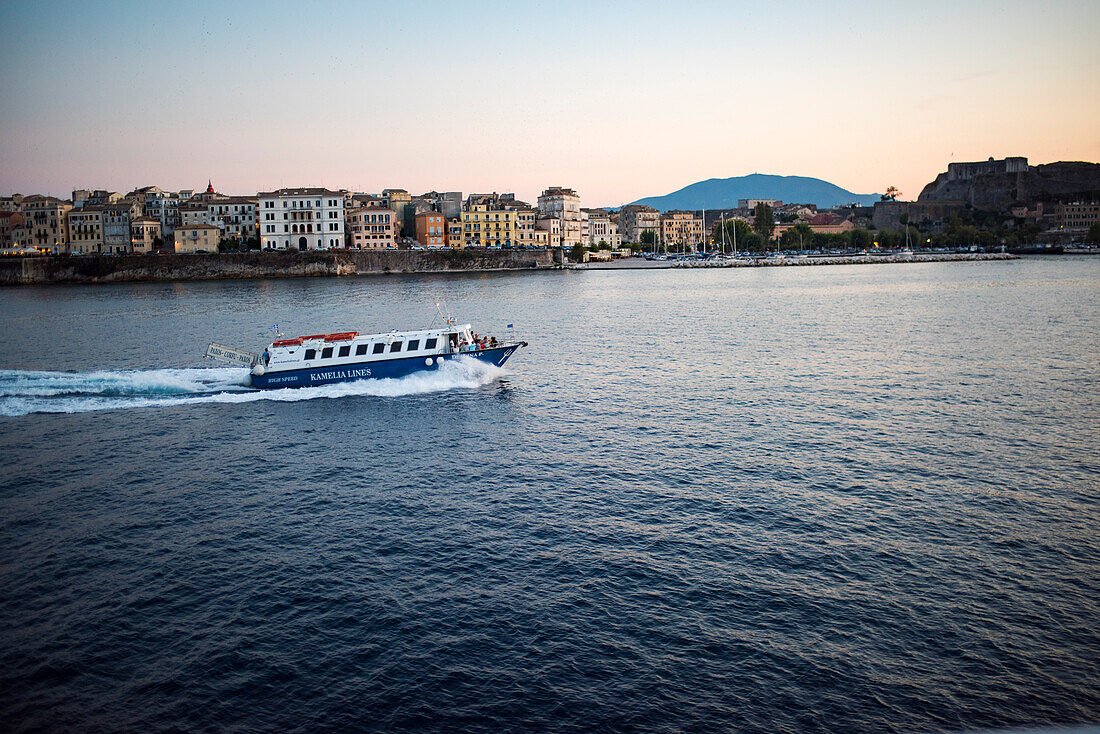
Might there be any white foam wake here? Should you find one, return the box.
[0,358,507,417]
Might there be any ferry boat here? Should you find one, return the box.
[206,323,526,389]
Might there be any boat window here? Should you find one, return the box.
[338,346,350,357]
[425,338,437,349]
[304,349,316,360]
[322,347,333,359]
[390,342,402,353]
[356,344,368,356]
[407,339,419,351]
[373,343,385,354]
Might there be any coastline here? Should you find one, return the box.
[0,249,1022,286]
[578,252,1020,270]
[0,249,555,286]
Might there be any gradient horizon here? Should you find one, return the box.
[1,0,1097,207]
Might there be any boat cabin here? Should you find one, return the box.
[261,324,493,372]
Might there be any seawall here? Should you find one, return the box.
[0,249,556,286]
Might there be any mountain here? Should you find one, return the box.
[627,174,880,210]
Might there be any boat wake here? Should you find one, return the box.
[0,358,507,417]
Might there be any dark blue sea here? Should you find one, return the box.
[1,258,1098,733]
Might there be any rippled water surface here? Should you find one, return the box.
[1,258,1098,733]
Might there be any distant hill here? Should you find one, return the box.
[627,174,880,210]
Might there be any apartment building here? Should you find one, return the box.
[514,207,539,248]
[462,195,518,248]
[346,207,397,249]
[130,217,163,253]
[382,189,412,235]
[68,206,104,254]
[258,188,345,250]
[174,224,222,253]
[415,211,446,248]
[446,218,464,249]
[618,204,661,244]
[537,187,583,248]
[659,210,704,250]
[12,196,72,252]
[102,200,142,254]
[1060,202,1099,231]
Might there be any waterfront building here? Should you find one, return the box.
[130,217,163,253]
[346,207,397,249]
[258,188,345,250]
[136,187,184,235]
[176,185,257,243]
[12,196,72,253]
[535,216,561,249]
[83,190,124,208]
[584,208,622,248]
[0,195,24,213]
[537,187,583,249]
[462,194,518,248]
[514,207,539,248]
[102,200,142,254]
[174,223,222,253]
[414,191,463,220]
[618,204,661,244]
[179,201,208,228]
[446,218,464,249]
[207,197,258,243]
[415,211,446,248]
[0,211,19,247]
[382,189,412,236]
[68,206,105,254]
[659,210,704,250]
[1059,202,1099,231]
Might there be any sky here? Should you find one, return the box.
[1,0,1097,207]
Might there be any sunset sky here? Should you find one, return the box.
[1,0,1097,207]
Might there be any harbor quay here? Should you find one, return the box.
[0,248,1020,286]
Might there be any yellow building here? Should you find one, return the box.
[130,217,162,253]
[462,198,518,248]
[68,206,104,254]
[446,218,464,249]
[174,224,222,253]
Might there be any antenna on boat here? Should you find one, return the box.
[435,301,455,327]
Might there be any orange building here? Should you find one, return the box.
[415,211,445,248]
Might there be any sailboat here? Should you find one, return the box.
[900,220,914,257]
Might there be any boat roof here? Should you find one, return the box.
[269,324,473,349]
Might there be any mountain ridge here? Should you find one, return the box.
[624,174,880,210]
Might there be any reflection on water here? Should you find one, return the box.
[0,258,1098,733]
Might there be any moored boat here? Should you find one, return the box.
[206,323,526,389]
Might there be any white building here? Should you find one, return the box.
[537,187,583,248]
[584,208,622,248]
[258,188,345,250]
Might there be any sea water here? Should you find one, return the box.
[1,258,1097,732]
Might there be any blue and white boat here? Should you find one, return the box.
[206,322,526,389]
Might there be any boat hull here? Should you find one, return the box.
[249,344,522,389]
